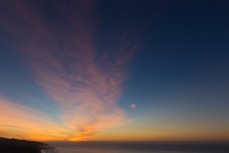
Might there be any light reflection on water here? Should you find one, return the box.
[55,147,186,153]
[45,142,229,153]
[53,147,197,153]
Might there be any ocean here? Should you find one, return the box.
[44,142,229,153]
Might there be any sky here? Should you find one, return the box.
[0,0,229,141]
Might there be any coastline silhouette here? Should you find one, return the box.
[0,137,53,153]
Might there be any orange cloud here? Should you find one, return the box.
[0,97,70,141]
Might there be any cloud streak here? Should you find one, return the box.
[0,0,139,140]
[0,97,69,141]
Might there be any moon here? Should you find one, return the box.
[130,103,136,109]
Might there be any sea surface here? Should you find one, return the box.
[44,142,229,153]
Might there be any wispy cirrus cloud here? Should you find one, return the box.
[0,97,69,141]
[0,0,139,140]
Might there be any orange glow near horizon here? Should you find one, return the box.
[1,96,229,142]
[0,97,125,141]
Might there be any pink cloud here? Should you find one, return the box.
[0,0,138,140]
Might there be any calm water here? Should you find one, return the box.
[45,142,229,153]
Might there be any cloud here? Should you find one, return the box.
[0,97,70,141]
[0,0,138,140]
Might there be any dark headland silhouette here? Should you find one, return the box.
[0,137,53,153]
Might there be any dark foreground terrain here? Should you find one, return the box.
[0,137,52,153]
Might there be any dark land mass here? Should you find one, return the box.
[0,137,53,153]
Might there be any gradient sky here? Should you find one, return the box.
[0,0,229,141]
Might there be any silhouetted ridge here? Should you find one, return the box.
[0,137,52,153]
